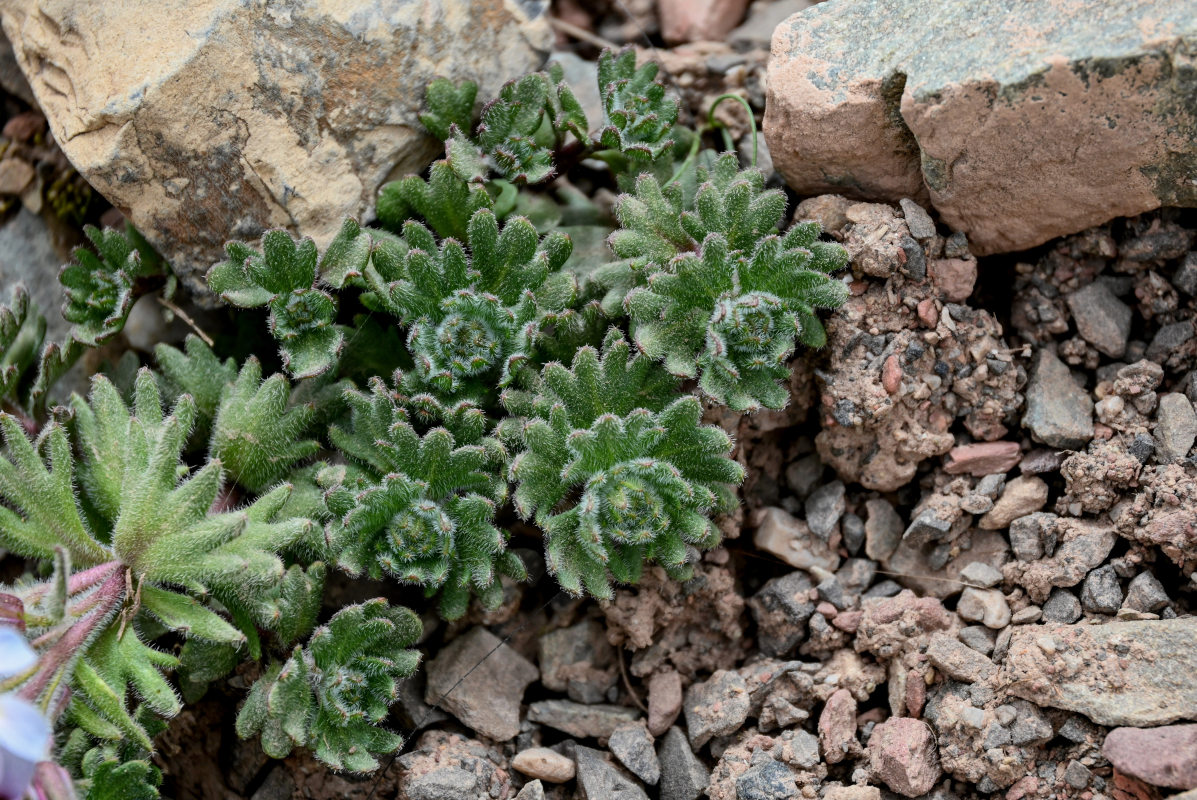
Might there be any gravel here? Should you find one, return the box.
[1066,281,1132,358]
[1123,571,1169,612]
[575,746,649,800]
[424,628,538,742]
[1155,392,1197,462]
[1023,348,1094,449]
[867,718,942,797]
[512,748,576,783]
[683,670,751,748]
[864,498,904,561]
[1042,589,1083,623]
[960,561,1004,588]
[1080,565,1123,613]
[609,721,660,785]
[806,480,846,540]
[658,727,709,800]
[527,701,640,739]
[747,571,815,657]
[926,633,997,682]
[956,587,1012,629]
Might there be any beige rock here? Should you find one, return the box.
[0,0,551,295]
[764,0,1197,255]
[978,476,1049,530]
[512,748,576,784]
[0,157,32,194]
[752,506,841,572]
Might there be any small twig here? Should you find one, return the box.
[618,646,647,713]
[157,295,215,348]
[548,17,621,52]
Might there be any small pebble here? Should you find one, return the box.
[512,748,576,783]
[957,587,1011,629]
[960,561,1003,589]
[1042,588,1083,624]
[1011,606,1042,624]
[1081,565,1123,614]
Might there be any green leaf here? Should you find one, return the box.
[139,585,244,645]
[420,78,478,141]
[209,357,319,493]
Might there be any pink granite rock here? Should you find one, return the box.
[764,0,1197,255]
[929,258,977,302]
[867,717,941,797]
[647,670,683,736]
[818,688,857,764]
[943,442,1021,476]
[1102,725,1197,790]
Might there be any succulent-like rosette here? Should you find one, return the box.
[324,376,520,619]
[236,599,421,773]
[207,230,344,379]
[365,208,575,398]
[503,331,743,597]
[594,48,678,161]
[626,224,849,411]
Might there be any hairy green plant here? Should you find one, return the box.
[6,54,857,798]
[235,599,421,772]
[377,47,678,242]
[605,155,850,410]
[59,224,166,348]
[593,47,678,161]
[0,286,44,402]
[322,375,521,619]
[501,330,742,597]
[209,357,321,493]
[0,370,316,751]
[207,231,344,379]
[365,208,576,397]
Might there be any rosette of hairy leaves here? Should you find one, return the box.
[474,73,557,184]
[597,154,786,315]
[322,376,520,619]
[0,370,316,750]
[209,357,320,493]
[502,330,742,597]
[419,78,477,141]
[594,48,678,161]
[59,224,165,347]
[57,714,167,799]
[609,153,786,270]
[378,159,495,242]
[207,230,344,378]
[236,599,421,772]
[366,208,575,396]
[625,222,849,411]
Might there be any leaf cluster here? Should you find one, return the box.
[235,599,421,772]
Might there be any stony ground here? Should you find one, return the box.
[1,1,1195,800]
